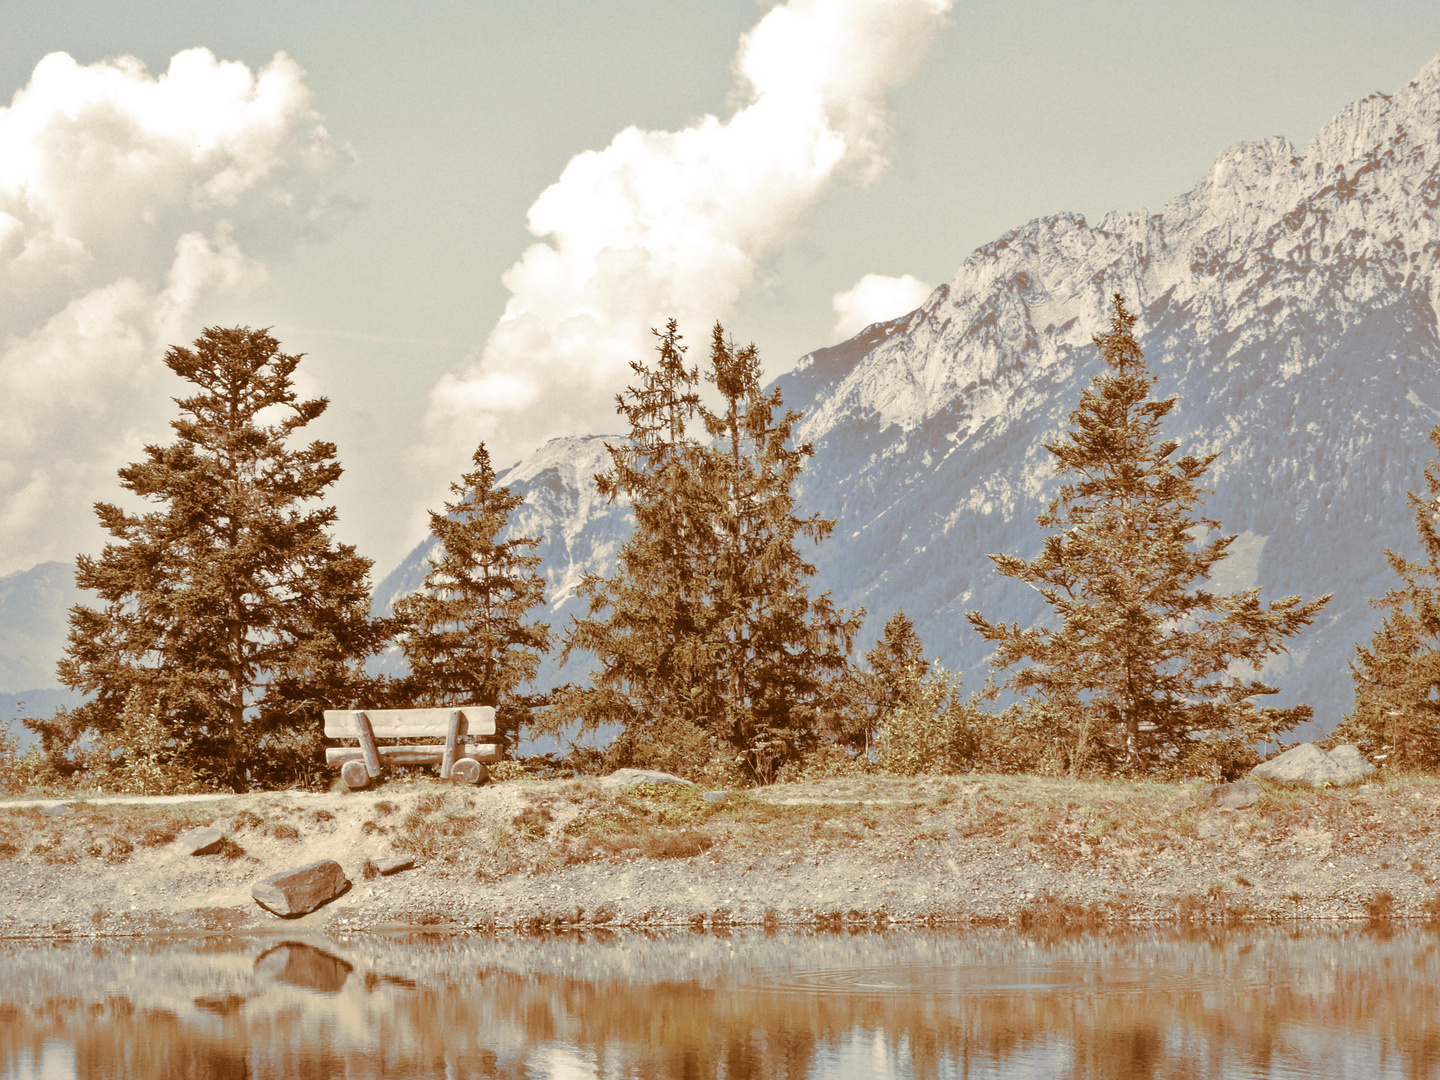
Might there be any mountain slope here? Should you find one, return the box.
[0,561,80,692]
[375,53,1440,731]
[773,54,1440,727]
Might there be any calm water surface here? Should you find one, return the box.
[3,926,1439,1079]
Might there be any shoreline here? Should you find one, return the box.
[3,773,1437,939]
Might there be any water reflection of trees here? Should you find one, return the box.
[3,928,1440,1079]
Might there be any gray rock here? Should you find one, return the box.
[1251,743,1376,787]
[251,859,350,917]
[1327,744,1377,779]
[173,826,224,856]
[1205,779,1263,811]
[600,768,696,789]
[377,855,415,876]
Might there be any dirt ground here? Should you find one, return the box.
[2,773,1437,938]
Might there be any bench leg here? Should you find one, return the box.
[354,710,383,780]
[441,709,465,779]
[340,760,370,790]
[449,758,487,785]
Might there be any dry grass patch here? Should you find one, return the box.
[0,801,233,865]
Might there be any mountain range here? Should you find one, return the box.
[12,54,1440,742]
[382,53,1440,733]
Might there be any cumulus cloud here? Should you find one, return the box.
[424,0,954,476]
[831,272,934,340]
[0,48,343,575]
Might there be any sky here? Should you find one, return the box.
[2,0,1440,580]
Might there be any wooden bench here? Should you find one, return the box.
[322,707,501,790]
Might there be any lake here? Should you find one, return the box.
[2,926,1438,1078]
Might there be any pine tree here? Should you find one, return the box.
[548,320,859,781]
[54,327,386,791]
[966,295,1330,776]
[700,325,861,780]
[837,612,931,758]
[1331,426,1440,770]
[393,443,551,749]
[549,321,722,774]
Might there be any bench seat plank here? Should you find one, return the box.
[323,707,495,738]
[325,743,501,765]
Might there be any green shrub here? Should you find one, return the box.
[97,687,205,796]
[877,666,991,776]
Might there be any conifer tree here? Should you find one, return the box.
[393,443,551,748]
[1331,426,1440,770]
[837,612,931,757]
[550,321,720,773]
[54,327,386,790]
[701,325,861,780]
[549,320,859,781]
[966,295,1330,776]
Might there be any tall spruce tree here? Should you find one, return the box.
[700,325,861,780]
[55,327,386,790]
[549,321,719,773]
[393,443,551,748]
[966,295,1330,776]
[549,320,859,781]
[1331,426,1440,770]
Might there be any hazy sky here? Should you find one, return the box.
[3,0,1440,578]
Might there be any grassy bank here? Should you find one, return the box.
[3,772,1440,937]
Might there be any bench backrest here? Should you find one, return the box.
[322,707,496,739]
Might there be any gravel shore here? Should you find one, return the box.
[2,773,1436,938]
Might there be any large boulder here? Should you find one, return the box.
[600,768,696,789]
[1251,743,1376,787]
[251,859,350,917]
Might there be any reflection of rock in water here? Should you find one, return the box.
[254,942,353,993]
[13,929,1440,1080]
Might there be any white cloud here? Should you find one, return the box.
[423,0,954,479]
[0,48,343,575]
[831,272,934,340]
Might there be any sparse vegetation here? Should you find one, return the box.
[1365,891,1398,920]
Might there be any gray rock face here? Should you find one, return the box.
[251,859,350,917]
[601,768,696,789]
[0,561,83,691]
[1251,743,1376,786]
[1205,780,1264,811]
[172,826,224,856]
[1327,744,1377,779]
